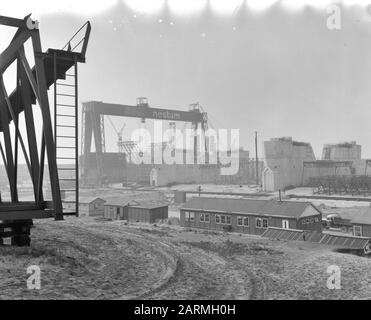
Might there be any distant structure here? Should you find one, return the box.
[262,137,371,192]
[148,149,263,187]
[80,99,263,187]
[322,141,361,162]
[80,100,207,186]
[262,137,315,191]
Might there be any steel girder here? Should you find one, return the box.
[0,15,63,220]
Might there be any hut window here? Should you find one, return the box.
[353,226,362,237]
[215,215,221,224]
[220,215,226,224]
[226,216,231,225]
[256,218,262,228]
[237,217,243,226]
[205,214,210,223]
[243,217,249,227]
[200,213,205,222]
[186,212,195,222]
[262,219,268,228]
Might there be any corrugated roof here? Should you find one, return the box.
[181,197,320,219]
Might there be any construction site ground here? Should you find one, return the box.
[1,217,371,300]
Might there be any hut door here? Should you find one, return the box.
[150,168,158,187]
[282,220,289,229]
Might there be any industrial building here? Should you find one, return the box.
[322,142,362,162]
[262,137,316,191]
[180,197,322,235]
[148,153,263,187]
[262,137,371,192]
[104,199,168,223]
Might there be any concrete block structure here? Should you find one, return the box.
[321,141,369,176]
[262,137,316,191]
[148,150,263,187]
[180,197,322,235]
[80,153,127,186]
[81,145,264,187]
[262,138,370,192]
[322,142,362,162]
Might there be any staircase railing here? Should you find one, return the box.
[62,21,91,58]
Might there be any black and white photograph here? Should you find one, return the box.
[0,0,371,307]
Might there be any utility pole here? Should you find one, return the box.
[255,131,259,186]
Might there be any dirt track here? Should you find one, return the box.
[1,218,371,299]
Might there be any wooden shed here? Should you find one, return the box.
[104,199,168,223]
[174,191,187,204]
[62,197,106,217]
[334,208,371,238]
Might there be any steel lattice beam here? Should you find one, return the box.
[0,15,63,221]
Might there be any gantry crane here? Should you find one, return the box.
[80,99,208,185]
[107,116,126,153]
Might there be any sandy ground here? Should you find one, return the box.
[1,217,371,300]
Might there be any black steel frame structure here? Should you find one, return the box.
[0,14,90,244]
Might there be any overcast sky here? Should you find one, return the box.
[2,1,371,159]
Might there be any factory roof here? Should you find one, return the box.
[181,197,321,219]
